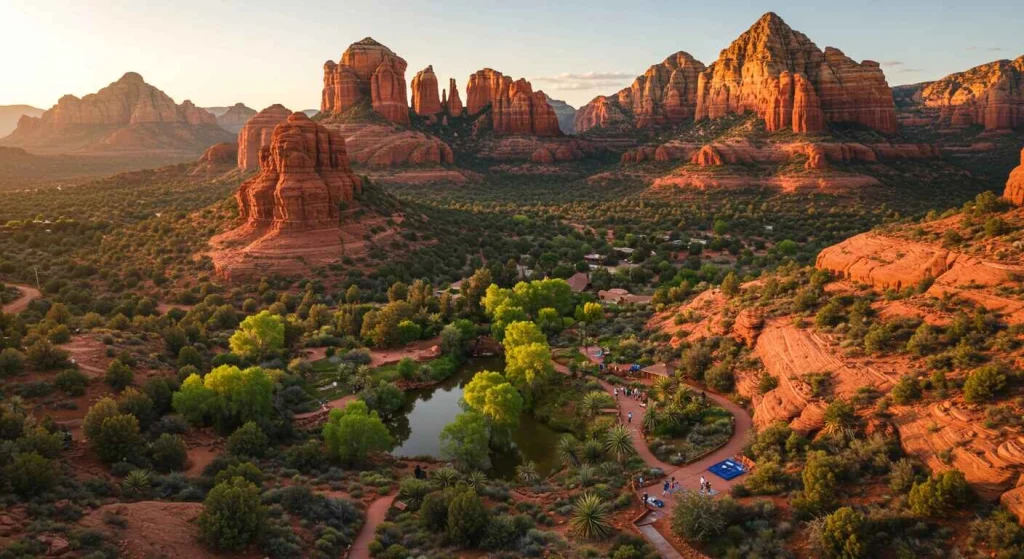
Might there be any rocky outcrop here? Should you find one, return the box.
[192,142,238,175]
[233,112,360,230]
[1005,148,1024,206]
[411,66,442,118]
[694,13,896,134]
[1,72,231,154]
[321,37,410,125]
[576,52,706,132]
[543,95,577,134]
[331,123,454,167]
[216,103,256,134]
[473,137,592,162]
[443,78,463,116]
[622,140,938,167]
[918,55,1024,130]
[466,69,561,136]
[237,104,292,171]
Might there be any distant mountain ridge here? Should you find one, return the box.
[0,105,44,137]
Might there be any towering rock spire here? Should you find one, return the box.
[321,37,410,125]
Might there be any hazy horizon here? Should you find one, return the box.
[3,0,1021,112]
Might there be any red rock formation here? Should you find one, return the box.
[575,52,706,132]
[411,66,442,117]
[444,78,463,115]
[2,72,230,154]
[321,38,410,125]
[691,145,724,166]
[331,123,454,167]
[465,69,561,136]
[919,56,1024,130]
[199,142,237,164]
[694,13,896,134]
[237,104,292,171]
[1005,148,1024,206]
[216,103,256,134]
[234,112,360,231]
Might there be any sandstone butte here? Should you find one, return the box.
[321,37,410,125]
[1006,148,1024,206]
[237,104,292,171]
[192,141,238,176]
[411,66,442,118]
[575,52,706,132]
[1,72,230,153]
[465,69,561,136]
[215,102,256,134]
[442,78,464,116]
[577,12,897,135]
[918,55,1024,130]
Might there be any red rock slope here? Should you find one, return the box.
[0,72,232,154]
[321,37,410,125]
[917,55,1024,130]
[237,104,292,171]
[1005,148,1024,206]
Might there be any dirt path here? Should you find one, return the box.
[2,284,41,314]
[347,493,396,559]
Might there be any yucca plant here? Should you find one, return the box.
[642,407,660,433]
[557,435,581,468]
[653,377,674,402]
[581,391,614,419]
[582,438,605,464]
[431,466,460,489]
[604,424,635,464]
[569,492,612,540]
[122,469,151,496]
[466,470,487,491]
[577,464,594,485]
[516,461,540,485]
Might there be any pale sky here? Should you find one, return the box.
[2,0,1020,112]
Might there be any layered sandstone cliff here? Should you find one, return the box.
[411,66,442,118]
[1006,148,1024,206]
[321,38,410,125]
[443,78,463,116]
[237,104,292,171]
[216,103,256,134]
[918,55,1024,130]
[575,52,706,132]
[694,13,896,134]
[1,72,231,154]
[466,69,561,136]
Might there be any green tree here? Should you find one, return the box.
[94,413,145,465]
[227,421,269,458]
[83,397,120,442]
[104,359,134,390]
[963,363,1008,403]
[150,433,187,472]
[118,387,156,430]
[794,451,840,515]
[446,488,490,546]
[397,320,422,344]
[228,311,284,362]
[721,272,740,297]
[575,302,604,347]
[890,375,921,405]
[671,491,725,542]
[817,507,867,559]
[322,400,393,466]
[5,452,59,497]
[198,477,265,551]
[463,371,523,429]
[359,380,406,417]
[439,411,491,471]
[908,470,972,516]
[504,342,553,403]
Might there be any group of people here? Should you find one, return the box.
[613,386,646,403]
[637,474,716,510]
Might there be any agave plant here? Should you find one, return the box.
[466,470,487,491]
[122,469,151,496]
[516,461,540,485]
[582,438,605,464]
[577,463,594,485]
[431,466,460,489]
[557,435,581,468]
[822,399,855,440]
[569,492,612,540]
[604,424,635,464]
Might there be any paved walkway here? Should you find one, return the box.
[2,284,40,314]
[554,348,754,559]
[347,493,397,559]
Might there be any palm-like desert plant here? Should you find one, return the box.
[516,461,540,485]
[604,424,635,463]
[557,435,581,468]
[569,492,612,540]
[466,470,487,491]
[122,469,151,496]
[582,438,605,464]
[431,466,460,489]
[581,391,614,419]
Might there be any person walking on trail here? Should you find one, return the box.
[699,475,707,494]
[627,411,633,423]
[706,480,713,495]
[614,387,618,399]
[642,492,650,509]
[663,480,670,496]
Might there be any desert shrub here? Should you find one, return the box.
[16,426,64,458]
[198,477,265,551]
[214,462,264,486]
[26,339,68,370]
[54,369,89,395]
[908,470,972,516]
[963,363,1008,404]
[322,401,392,466]
[888,458,919,493]
[150,433,187,472]
[447,487,490,546]
[5,451,59,497]
[118,388,156,430]
[671,490,725,542]
[890,375,922,405]
[227,421,269,458]
[419,490,452,531]
[744,461,788,495]
[358,380,405,417]
[813,507,867,559]
[0,348,27,376]
[398,477,432,510]
[104,359,134,390]
[93,413,145,465]
[793,451,840,516]
[284,440,325,473]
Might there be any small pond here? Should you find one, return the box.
[388,357,562,480]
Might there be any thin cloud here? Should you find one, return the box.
[533,71,635,92]
[966,46,1003,52]
[880,60,923,73]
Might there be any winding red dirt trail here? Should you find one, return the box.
[347,493,397,559]
[2,284,41,314]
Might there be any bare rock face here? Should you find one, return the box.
[466,69,561,136]
[234,112,361,231]
[216,103,256,134]
[237,104,292,171]
[575,52,706,132]
[411,66,442,118]
[332,123,454,167]
[694,13,896,134]
[919,55,1024,130]
[1005,148,1024,206]
[444,78,464,115]
[192,142,238,176]
[321,37,410,125]
[1,72,231,154]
